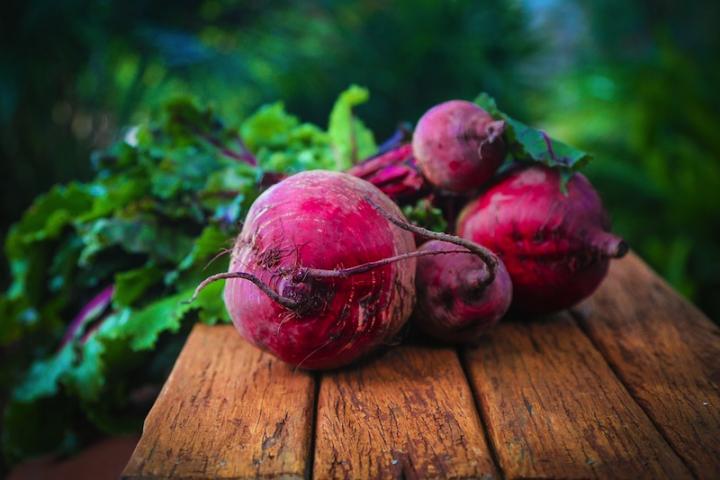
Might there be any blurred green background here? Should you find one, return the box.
[2,0,719,322]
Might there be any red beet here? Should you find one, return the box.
[210,171,417,369]
[457,165,628,314]
[412,100,506,192]
[414,240,512,343]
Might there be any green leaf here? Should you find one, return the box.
[2,396,78,465]
[150,148,220,200]
[328,85,376,169]
[78,216,195,265]
[57,310,131,404]
[48,236,83,294]
[474,92,501,116]
[203,163,258,195]
[474,92,592,173]
[5,183,93,258]
[0,298,18,345]
[65,335,106,401]
[241,103,335,173]
[122,289,196,350]
[402,199,448,232]
[194,280,230,325]
[113,265,164,307]
[5,245,50,303]
[177,224,231,272]
[241,102,299,151]
[77,172,150,222]
[163,97,218,141]
[201,163,259,216]
[13,345,76,402]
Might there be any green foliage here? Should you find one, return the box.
[0,88,365,464]
[402,199,448,233]
[1,0,538,247]
[327,85,376,169]
[241,103,335,173]
[475,93,592,184]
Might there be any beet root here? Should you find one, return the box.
[457,165,628,314]
[414,240,512,343]
[412,100,506,193]
[218,171,423,369]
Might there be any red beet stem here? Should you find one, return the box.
[303,248,475,279]
[190,271,300,309]
[348,144,428,202]
[192,249,475,308]
[61,285,115,348]
[484,120,505,144]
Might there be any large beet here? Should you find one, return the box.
[457,165,628,314]
[221,171,417,369]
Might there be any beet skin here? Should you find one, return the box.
[457,165,628,314]
[223,171,416,369]
[414,240,512,343]
[412,100,506,193]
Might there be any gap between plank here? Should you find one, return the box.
[568,309,699,479]
[457,348,506,480]
[306,373,321,480]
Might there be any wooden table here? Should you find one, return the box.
[122,253,720,479]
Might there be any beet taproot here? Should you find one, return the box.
[414,240,512,343]
[457,164,628,314]
[209,171,419,369]
[412,100,506,193]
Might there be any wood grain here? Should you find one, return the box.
[313,346,498,479]
[576,253,720,478]
[464,313,692,479]
[122,324,316,480]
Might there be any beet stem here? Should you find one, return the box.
[614,240,630,258]
[304,249,477,279]
[484,120,505,144]
[365,196,498,285]
[189,271,300,310]
[540,130,558,162]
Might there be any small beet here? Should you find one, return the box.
[457,164,628,314]
[414,240,512,343]
[412,100,506,192]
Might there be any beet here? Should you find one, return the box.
[414,240,512,343]
[457,165,628,314]
[412,100,506,192]
[204,171,419,369]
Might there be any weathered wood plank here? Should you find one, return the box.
[122,324,316,479]
[577,253,720,478]
[314,346,498,479]
[464,313,692,479]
